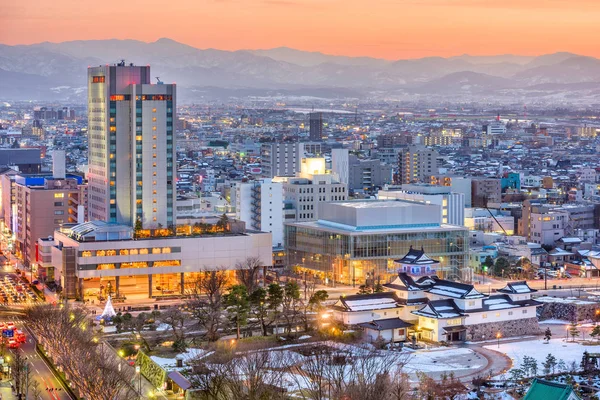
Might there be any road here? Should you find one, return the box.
[0,317,73,400]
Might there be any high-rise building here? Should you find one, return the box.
[235,179,284,248]
[471,178,502,207]
[309,112,323,141]
[260,142,304,178]
[397,146,439,185]
[278,158,347,222]
[87,62,176,229]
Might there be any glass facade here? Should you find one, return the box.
[285,225,468,284]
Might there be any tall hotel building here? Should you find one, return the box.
[87,62,176,229]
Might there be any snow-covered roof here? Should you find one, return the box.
[497,281,537,294]
[333,292,402,312]
[412,300,464,319]
[395,246,440,265]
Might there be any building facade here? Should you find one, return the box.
[260,142,304,178]
[378,184,465,226]
[87,62,176,229]
[49,221,272,299]
[285,200,469,285]
[235,179,284,248]
[309,112,323,141]
[397,146,439,185]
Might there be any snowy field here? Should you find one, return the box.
[484,338,600,372]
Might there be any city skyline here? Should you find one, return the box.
[2,0,600,59]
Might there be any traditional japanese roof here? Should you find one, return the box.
[497,281,537,294]
[480,294,541,311]
[384,273,437,292]
[395,246,440,265]
[358,318,413,331]
[412,299,465,319]
[443,325,467,333]
[523,378,581,400]
[331,292,402,312]
[426,279,486,299]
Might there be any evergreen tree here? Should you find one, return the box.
[569,321,580,342]
[542,353,557,375]
[590,325,600,342]
[522,355,538,377]
[225,284,249,339]
[544,327,552,342]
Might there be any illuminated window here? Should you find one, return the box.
[98,264,115,270]
[153,136,157,140]
[96,250,106,257]
[54,193,64,198]
[120,249,129,256]
[153,154,157,159]
[136,135,142,141]
[153,172,157,177]
[152,108,157,113]
[130,249,138,255]
[152,117,157,122]
[152,248,161,254]
[153,181,157,185]
[109,154,114,159]
[153,163,157,167]
[81,251,92,257]
[153,190,157,195]
[110,199,116,204]
[153,208,157,213]
[110,126,116,132]
[139,248,148,255]
[138,182,143,186]
[152,126,157,131]
[153,217,157,222]
[153,144,157,149]
[106,250,116,256]
[110,181,115,186]
[153,199,157,203]
[153,260,181,267]
[110,118,115,123]
[136,199,142,205]
[162,247,171,254]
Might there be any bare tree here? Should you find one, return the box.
[25,303,136,400]
[160,307,187,351]
[187,270,229,341]
[236,256,263,293]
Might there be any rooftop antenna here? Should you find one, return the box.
[117,59,126,67]
[156,76,163,84]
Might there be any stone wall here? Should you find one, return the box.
[538,301,600,322]
[466,317,542,341]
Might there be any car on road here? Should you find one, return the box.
[8,339,18,349]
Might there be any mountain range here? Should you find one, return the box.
[1,38,599,103]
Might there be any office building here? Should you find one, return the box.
[378,184,465,226]
[14,173,86,268]
[279,158,347,222]
[309,112,323,141]
[331,152,392,192]
[483,120,506,135]
[46,221,272,299]
[471,178,502,207]
[397,146,439,185]
[260,142,303,178]
[285,200,469,285]
[376,133,411,148]
[87,62,176,229]
[235,179,284,248]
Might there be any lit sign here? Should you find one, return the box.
[92,76,105,83]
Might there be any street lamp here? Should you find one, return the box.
[135,365,142,400]
[496,332,501,348]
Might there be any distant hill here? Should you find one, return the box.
[0,38,599,103]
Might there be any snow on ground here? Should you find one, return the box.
[404,347,484,374]
[539,319,570,325]
[150,348,210,369]
[484,338,600,372]
[536,296,596,305]
[155,323,170,331]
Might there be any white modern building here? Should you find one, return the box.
[46,221,272,300]
[87,62,176,229]
[277,158,347,222]
[235,179,284,248]
[378,184,465,226]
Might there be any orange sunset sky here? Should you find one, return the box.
[1,0,599,59]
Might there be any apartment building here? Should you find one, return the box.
[397,146,439,185]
